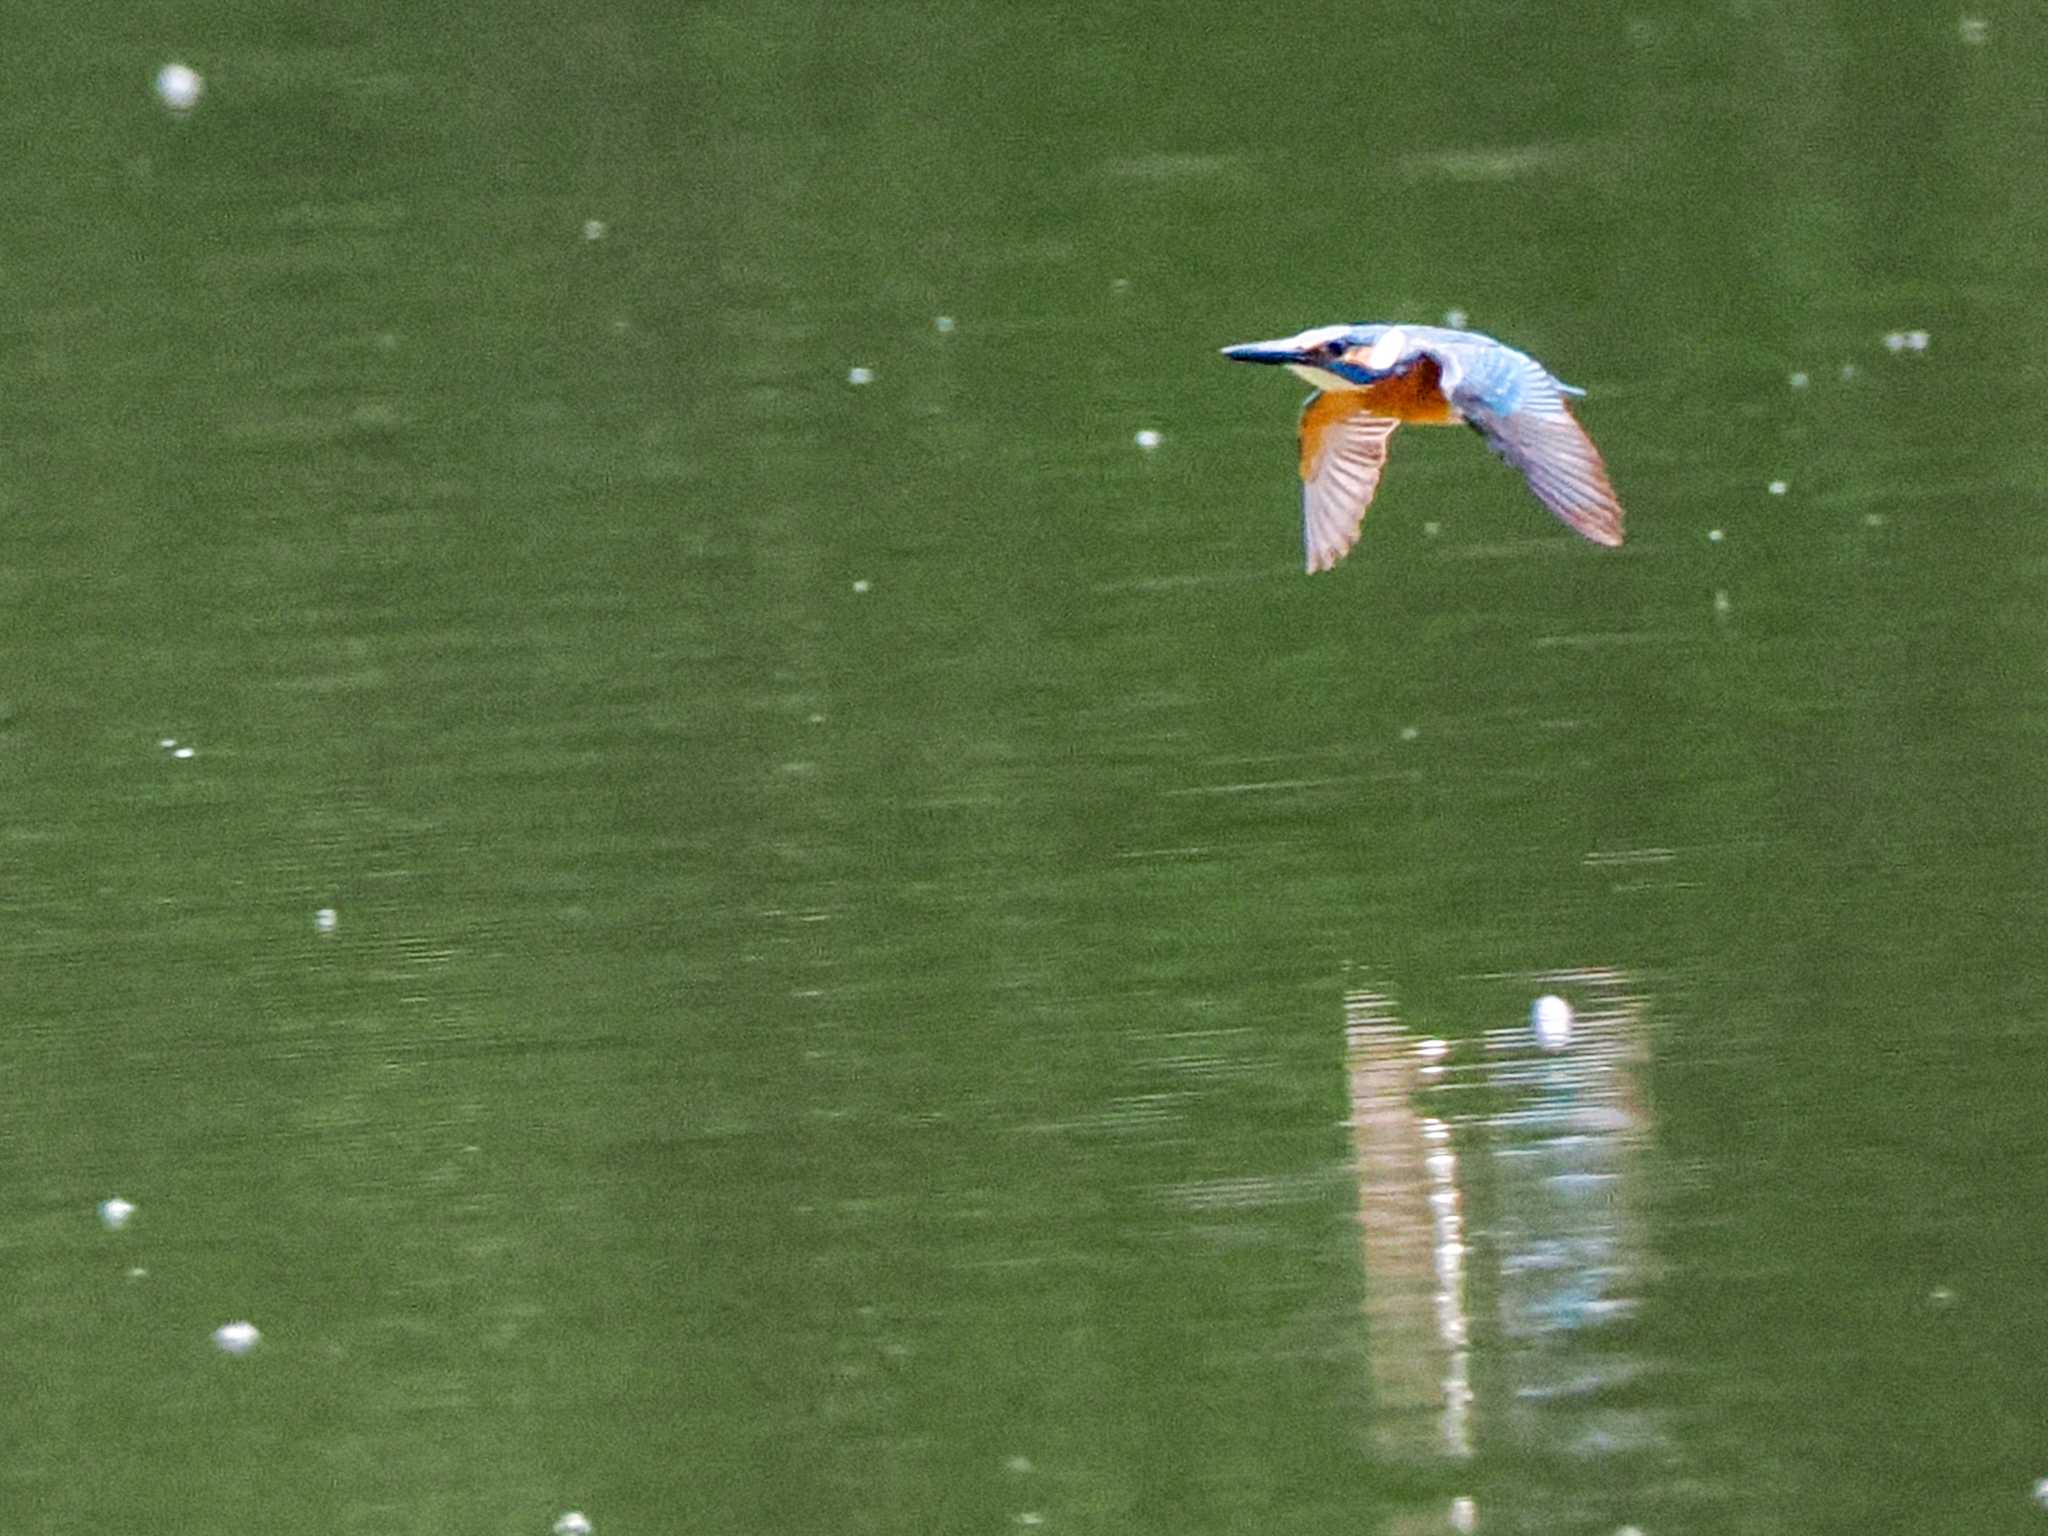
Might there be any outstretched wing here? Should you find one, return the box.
[1298,391,1400,573]
[1435,344,1624,547]
[1464,402,1625,546]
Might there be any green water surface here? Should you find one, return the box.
[5,3,2047,1532]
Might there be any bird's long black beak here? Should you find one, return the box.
[1220,340,1302,365]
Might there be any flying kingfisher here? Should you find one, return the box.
[1221,323,1626,572]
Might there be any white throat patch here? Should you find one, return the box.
[1285,363,1360,392]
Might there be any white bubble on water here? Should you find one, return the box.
[1958,16,1988,44]
[154,63,203,114]
[1133,429,1162,450]
[1768,480,1788,496]
[1443,308,1469,328]
[1904,330,1929,351]
[1788,371,1809,389]
[934,315,956,333]
[212,1321,261,1355]
[581,220,606,241]
[1450,1497,1478,1534]
[1713,589,1732,617]
[314,907,338,934]
[1884,331,1907,353]
[1531,993,1573,1050]
[1707,528,1725,543]
[2032,1477,2048,1511]
[846,366,874,386]
[553,1513,594,1536]
[1399,724,1419,741]
[1422,520,1441,537]
[98,1198,136,1231]
[172,746,196,759]
[159,737,178,750]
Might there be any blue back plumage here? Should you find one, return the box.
[1340,323,1584,416]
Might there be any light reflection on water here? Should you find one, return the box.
[1348,967,1663,1533]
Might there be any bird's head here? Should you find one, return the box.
[1221,324,1412,391]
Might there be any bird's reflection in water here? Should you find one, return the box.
[1346,989,1473,1469]
[1347,966,1663,1535]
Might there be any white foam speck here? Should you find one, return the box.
[98,1198,135,1231]
[1768,480,1788,496]
[1399,725,1419,741]
[846,366,874,386]
[1530,994,1573,1050]
[1788,371,1809,389]
[158,737,178,750]
[1713,589,1732,616]
[1442,309,1469,328]
[1134,429,1162,450]
[314,907,338,934]
[212,1321,261,1355]
[582,220,607,241]
[851,579,871,594]
[553,1514,594,1536]
[1450,1497,1478,1534]
[934,315,956,333]
[172,746,196,760]
[1707,528,1724,543]
[154,62,203,114]
[1959,16,1988,43]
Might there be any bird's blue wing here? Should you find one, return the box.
[1431,343,1624,547]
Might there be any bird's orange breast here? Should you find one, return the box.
[1353,355,1457,424]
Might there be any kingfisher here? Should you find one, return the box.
[1221,322,1626,571]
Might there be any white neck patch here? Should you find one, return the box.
[1365,328,1410,372]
